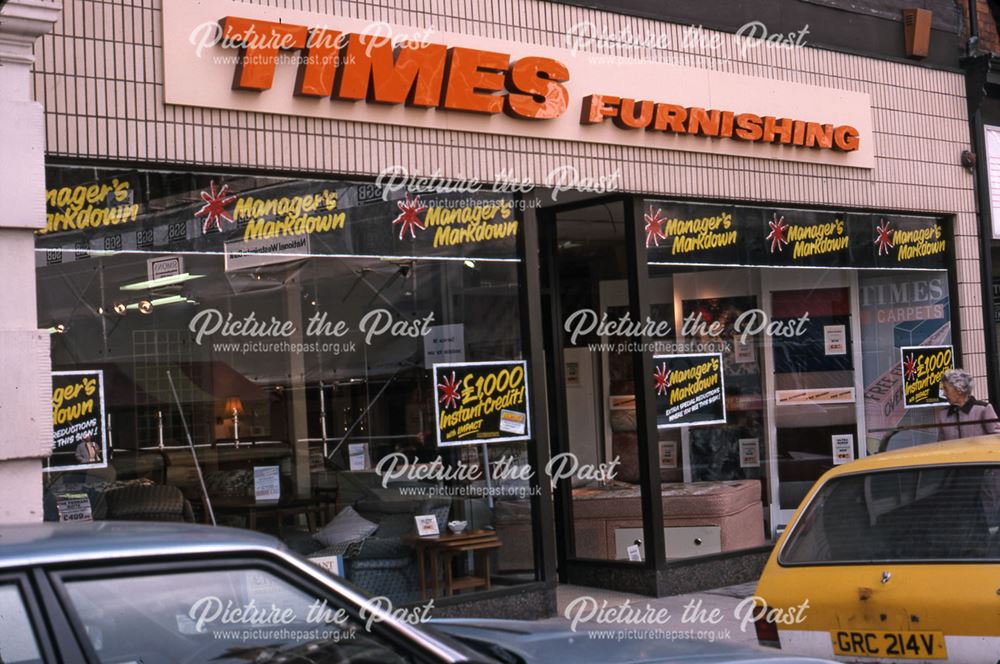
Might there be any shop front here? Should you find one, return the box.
[535,195,957,594]
[31,0,984,607]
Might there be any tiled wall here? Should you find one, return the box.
[32,0,987,384]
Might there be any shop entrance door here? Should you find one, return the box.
[537,196,648,569]
[760,269,867,535]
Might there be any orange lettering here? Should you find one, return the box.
[833,125,860,151]
[734,113,763,141]
[580,94,621,124]
[337,34,447,106]
[614,98,654,129]
[296,29,343,97]
[221,17,309,91]
[804,122,834,149]
[442,47,508,114]
[505,57,570,120]
[652,104,687,132]
[761,116,794,144]
[687,107,721,137]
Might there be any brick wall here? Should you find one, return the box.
[958,0,1000,53]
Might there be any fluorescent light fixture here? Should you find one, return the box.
[120,272,204,291]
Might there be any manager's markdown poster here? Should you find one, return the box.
[653,353,727,428]
[433,361,531,446]
[48,370,108,472]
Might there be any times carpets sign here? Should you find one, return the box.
[162,0,873,168]
[433,361,531,446]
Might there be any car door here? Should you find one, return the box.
[37,554,475,664]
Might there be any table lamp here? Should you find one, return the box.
[224,396,245,448]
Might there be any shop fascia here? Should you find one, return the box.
[165,0,870,167]
[216,16,859,153]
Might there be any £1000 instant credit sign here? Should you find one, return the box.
[434,361,531,446]
[901,345,954,408]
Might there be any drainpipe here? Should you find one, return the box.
[968,0,982,55]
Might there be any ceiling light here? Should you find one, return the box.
[48,324,66,334]
[464,260,476,269]
[113,302,127,315]
[126,295,190,313]
[120,273,204,291]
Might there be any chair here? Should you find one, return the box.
[104,485,196,523]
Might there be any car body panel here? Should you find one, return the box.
[755,436,1000,663]
[0,521,474,663]
[0,522,837,663]
[431,618,838,664]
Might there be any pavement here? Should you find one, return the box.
[544,581,771,651]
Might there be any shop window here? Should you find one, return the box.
[37,166,537,604]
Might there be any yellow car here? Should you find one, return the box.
[754,437,1000,663]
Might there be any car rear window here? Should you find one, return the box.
[780,464,1000,564]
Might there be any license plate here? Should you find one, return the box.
[831,630,947,659]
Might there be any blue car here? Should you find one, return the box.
[0,522,835,663]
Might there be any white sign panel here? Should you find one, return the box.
[423,324,465,367]
[739,438,760,468]
[147,255,183,281]
[254,465,281,502]
[824,324,847,356]
[832,434,855,465]
[225,234,311,271]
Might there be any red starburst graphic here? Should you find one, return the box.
[654,363,671,396]
[195,181,237,234]
[875,219,895,256]
[766,214,789,253]
[643,207,668,248]
[903,353,917,381]
[437,371,461,410]
[392,193,428,239]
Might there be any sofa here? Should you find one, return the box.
[291,496,451,604]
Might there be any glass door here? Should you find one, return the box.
[761,269,867,534]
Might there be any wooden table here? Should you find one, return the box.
[208,496,331,535]
[402,530,502,599]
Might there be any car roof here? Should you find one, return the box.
[0,522,284,569]
[825,435,1000,478]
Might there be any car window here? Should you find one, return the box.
[781,464,1000,564]
[0,584,44,664]
[60,567,418,664]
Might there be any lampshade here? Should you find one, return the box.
[223,396,245,416]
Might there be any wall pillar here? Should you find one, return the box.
[0,0,62,523]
